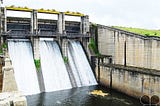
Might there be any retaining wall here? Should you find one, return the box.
[97,25,160,70]
[96,64,160,102]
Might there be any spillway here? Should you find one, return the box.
[7,39,97,95]
[8,40,40,95]
[68,41,97,87]
[40,40,72,92]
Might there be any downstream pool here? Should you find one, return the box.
[27,85,141,106]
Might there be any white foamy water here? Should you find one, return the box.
[40,40,72,92]
[8,40,40,95]
[68,41,97,87]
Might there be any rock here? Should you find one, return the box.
[90,90,109,97]
[0,100,10,106]
[0,92,11,100]
[0,92,27,106]
[13,96,27,106]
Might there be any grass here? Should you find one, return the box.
[113,26,160,37]
[34,59,41,72]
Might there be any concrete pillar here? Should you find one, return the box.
[31,38,40,60]
[2,57,18,92]
[134,38,140,67]
[57,12,65,34]
[3,8,6,33]
[156,41,160,69]
[114,31,119,64]
[58,13,62,34]
[138,38,145,68]
[116,33,125,65]
[81,15,89,34]
[151,39,157,69]
[144,39,152,69]
[0,7,6,33]
[0,7,6,45]
[0,7,3,34]
[126,36,133,66]
[31,9,38,35]
[30,10,39,60]
[62,39,68,57]
[62,13,65,34]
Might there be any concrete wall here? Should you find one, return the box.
[98,25,160,70]
[96,65,160,99]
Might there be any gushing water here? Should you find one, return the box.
[8,40,40,95]
[68,41,97,87]
[40,40,72,92]
[8,39,96,94]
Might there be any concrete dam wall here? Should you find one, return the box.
[98,25,160,70]
[96,25,160,101]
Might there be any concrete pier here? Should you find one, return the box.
[31,10,38,34]
[0,7,6,44]
[31,38,40,60]
[81,15,90,34]
[0,53,27,106]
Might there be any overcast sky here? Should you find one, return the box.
[2,0,160,29]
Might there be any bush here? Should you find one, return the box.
[145,33,150,36]
[0,43,7,55]
[88,38,100,56]
[2,43,7,49]
[63,56,68,63]
[0,48,3,54]
[34,59,41,72]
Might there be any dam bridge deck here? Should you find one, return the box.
[2,31,90,39]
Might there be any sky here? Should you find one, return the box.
[2,0,160,29]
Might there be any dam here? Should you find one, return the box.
[0,6,159,106]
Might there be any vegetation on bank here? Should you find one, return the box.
[88,37,100,56]
[89,23,101,56]
[34,59,41,72]
[113,26,160,37]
